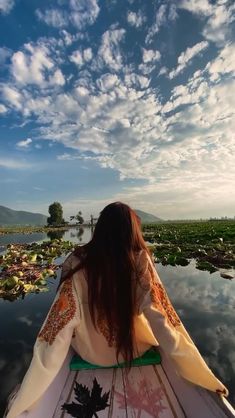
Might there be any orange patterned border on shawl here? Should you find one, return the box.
[150,281,181,327]
[38,279,76,345]
[144,257,181,328]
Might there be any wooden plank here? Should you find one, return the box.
[134,364,183,418]
[112,364,181,418]
[153,365,186,418]
[111,368,128,418]
[55,367,115,418]
[159,348,233,418]
[197,388,235,418]
[52,370,78,418]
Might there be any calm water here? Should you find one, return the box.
[0,227,234,415]
[0,226,92,249]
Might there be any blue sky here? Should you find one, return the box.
[0,0,234,220]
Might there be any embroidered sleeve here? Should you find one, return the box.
[6,278,80,418]
[139,254,228,396]
[38,279,77,345]
[150,281,181,327]
[137,250,180,328]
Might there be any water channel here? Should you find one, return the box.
[0,227,234,414]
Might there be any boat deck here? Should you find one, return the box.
[23,349,234,418]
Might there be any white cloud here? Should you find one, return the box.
[179,1,235,45]
[49,69,65,85]
[70,48,93,67]
[169,41,209,79]
[18,316,33,326]
[202,3,235,44]
[83,48,93,62]
[26,41,235,218]
[70,50,83,66]
[10,41,65,88]
[158,66,167,76]
[35,0,100,30]
[69,0,100,30]
[168,4,178,21]
[146,4,167,44]
[206,43,235,81]
[124,73,150,89]
[179,0,213,16]
[96,73,120,91]
[0,0,15,14]
[11,43,53,85]
[16,138,32,148]
[36,8,67,28]
[138,63,155,75]
[1,22,235,220]
[1,85,22,109]
[97,28,126,71]
[0,158,31,169]
[142,48,161,63]
[127,10,146,28]
[145,3,177,44]
[0,103,7,113]
[33,186,44,191]
[60,30,74,46]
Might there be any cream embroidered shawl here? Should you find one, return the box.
[6,250,228,418]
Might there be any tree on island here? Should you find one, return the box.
[47,202,64,226]
[70,211,84,225]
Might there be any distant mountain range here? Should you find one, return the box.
[0,205,162,226]
[135,209,162,223]
[0,205,47,226]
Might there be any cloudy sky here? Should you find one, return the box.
[0,0,234,220]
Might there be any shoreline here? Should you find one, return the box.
[0,224,90,235]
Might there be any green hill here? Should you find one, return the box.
[135,209,162,223]
[0,205,47,226]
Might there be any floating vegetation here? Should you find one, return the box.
[1,221,234,300]
[0,226,70,235]
[0,239,75,301]
[143,220,235,278]
[195,261,218,274]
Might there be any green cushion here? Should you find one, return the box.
[70,347,161,370]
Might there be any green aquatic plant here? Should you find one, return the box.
[0,239,76,300]
[144,220,235,276]
[196,261,218,274]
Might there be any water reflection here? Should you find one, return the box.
[0,227,92,250]
[70,227,85,242]
[47,229,66,241]
[0,236,234,414]
[0,280,57,415]
[0,232,48,247]
[62,226,92,244]
[157,261,235,406]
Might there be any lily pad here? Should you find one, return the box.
[196,261,218,274]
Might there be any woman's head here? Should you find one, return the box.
[91,202,145,256]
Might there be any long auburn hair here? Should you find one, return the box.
[61,202,150,366]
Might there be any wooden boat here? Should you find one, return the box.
[12,347,235,418]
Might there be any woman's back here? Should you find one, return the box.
[59,202,152,367]
[57,249,157,366]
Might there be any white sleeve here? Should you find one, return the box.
[6,278,80,418]
[138,251,228,396]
